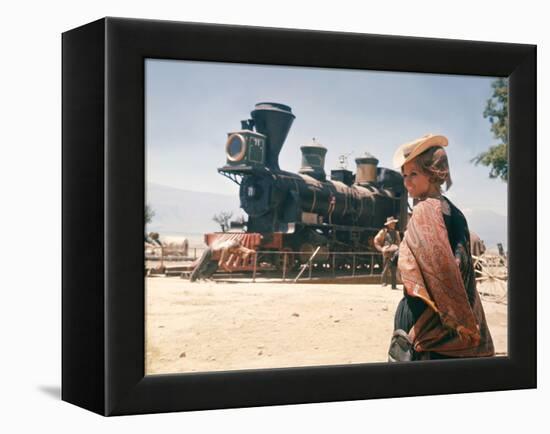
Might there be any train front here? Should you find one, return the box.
[203,102,296,267]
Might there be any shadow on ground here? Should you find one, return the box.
[38,385,61,400]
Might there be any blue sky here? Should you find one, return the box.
[145,59,508,218]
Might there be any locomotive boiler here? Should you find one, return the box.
[208,102,408,269]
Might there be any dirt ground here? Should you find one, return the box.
[145,277,508,375]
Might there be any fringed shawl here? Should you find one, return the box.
[398,197,494,357]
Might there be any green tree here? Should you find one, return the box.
[471,78,509,182]
[145,204,155,224]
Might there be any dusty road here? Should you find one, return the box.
[145,278,507,375]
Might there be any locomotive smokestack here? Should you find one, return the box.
[251,102,295,170]
[355,152,379,185]
[299,138,327,181]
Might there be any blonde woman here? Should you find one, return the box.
[388,134,494,361]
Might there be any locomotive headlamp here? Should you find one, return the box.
[224,130,267,167]
[226,133,247,162]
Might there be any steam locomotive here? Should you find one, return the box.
[206,102,408,270]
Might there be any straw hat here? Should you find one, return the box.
[393,134,448,169]
[384,216,398,226]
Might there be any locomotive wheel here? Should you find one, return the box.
[298,243,315,264]
[298,243,329,264]
[275,248,296,271]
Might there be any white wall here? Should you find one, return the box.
[0,0,545,431]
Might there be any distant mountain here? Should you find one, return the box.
[462,208,507,249]
[146,183,242,235]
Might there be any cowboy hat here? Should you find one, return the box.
[384,216,398,226]
[393,134,448,169]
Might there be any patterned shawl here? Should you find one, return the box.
[398,198,494,357]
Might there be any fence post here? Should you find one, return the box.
[282,252,287,282]
[253,252,258,282]
[352,254,356,277]
[370,254,374,275]
[332,253,336,278]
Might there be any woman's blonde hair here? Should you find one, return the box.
[413,146,453,191]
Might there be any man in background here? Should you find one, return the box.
[374,217,401,289]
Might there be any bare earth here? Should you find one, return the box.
[145,278,508,375]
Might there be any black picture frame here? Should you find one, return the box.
[62,17,536,416]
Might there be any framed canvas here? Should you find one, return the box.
[62,17,536,416]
